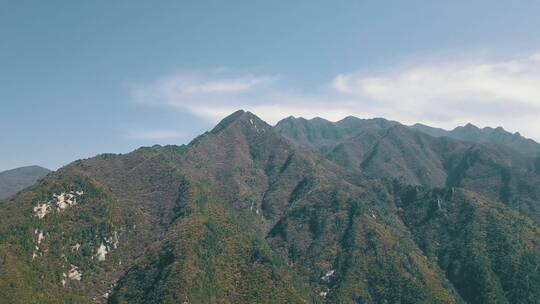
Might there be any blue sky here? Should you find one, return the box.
[2,0,540,171]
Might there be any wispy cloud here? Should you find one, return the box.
[127,129,185,141]
[333,53,540,120]
[129,53,540,141]
[129,70,372,123]
[130,71,276,121]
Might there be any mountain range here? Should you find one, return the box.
[1,110,540,304]
[411,122,540,156]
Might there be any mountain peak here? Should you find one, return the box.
[310,116,330,123]
[206,110,271,138]
[209,110,245,133]
[463,122,479,130]
[340,115,360,121]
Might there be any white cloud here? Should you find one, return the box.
[330,53,540,140]
[131,73,274,120]
[130,53,540,141]
[127,129,185,141]
[129,70,378,124]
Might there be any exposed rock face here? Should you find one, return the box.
[96,243,107,261]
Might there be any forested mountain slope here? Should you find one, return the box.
[1,111,539,303]
[277,116,540,222]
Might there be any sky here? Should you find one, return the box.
[2,0,540,171]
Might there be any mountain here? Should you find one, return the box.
[1,111,540,303]
[275,116,398,153]
[276,116,540,157]
[411,123,540,155]
[110,111,460,303]
[277,117,540,222]
[0,166,50,199]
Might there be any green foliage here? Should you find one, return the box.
[396,186,540,304]
[445,149,481,187]
[109,186,314,304]
[498,166,512,203]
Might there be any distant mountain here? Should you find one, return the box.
[0,165,50,199]
[278,117,540,222]
[275,116,398,153]
[1,111,540,303]
[411,123,540,155]
[276,116,540,157]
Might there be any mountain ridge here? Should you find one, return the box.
[410,122,540,155]
[276,116,540,222]
[276,115,540,156]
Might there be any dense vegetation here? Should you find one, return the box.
[1,110,540,303]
